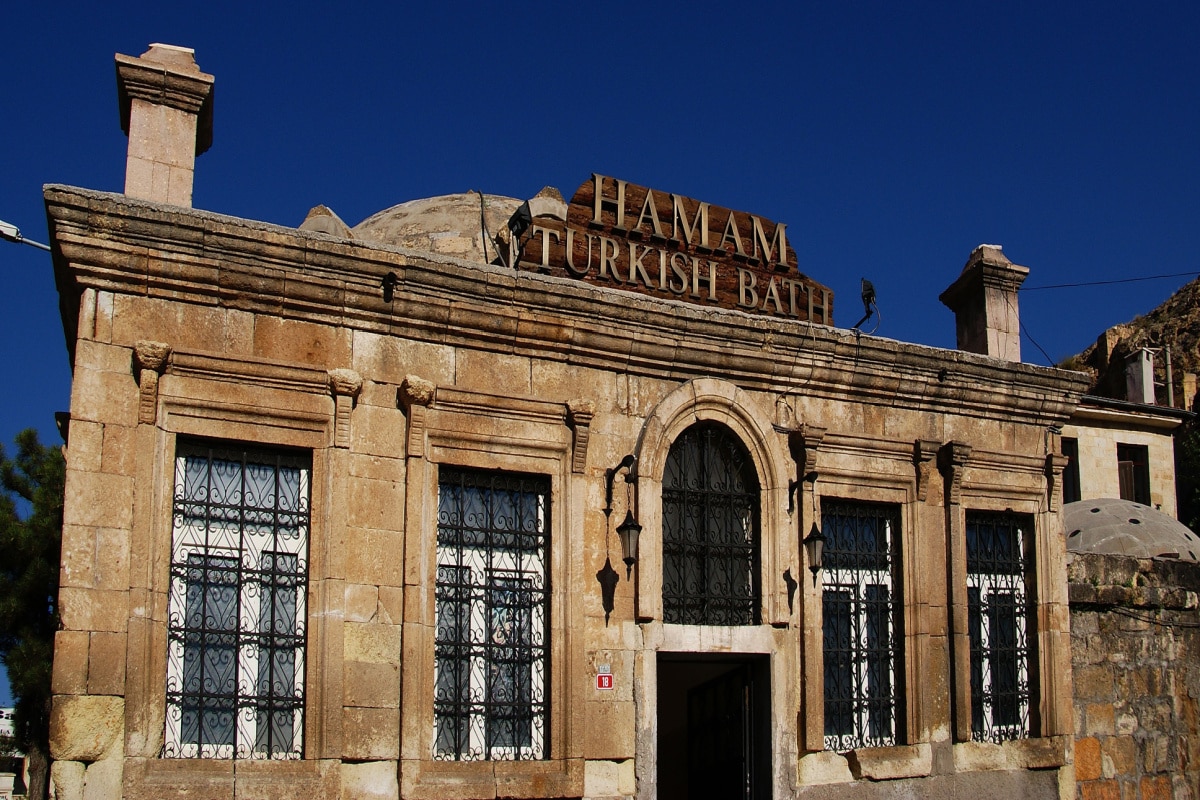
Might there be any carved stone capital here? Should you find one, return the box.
[914,438,940,502]
[788,424,827,481]
[937,441,972,506]
[398,375,435,458]
[328,369,362,399]
[398,375,436,410]
[567,399,596,474]
[135,340,172,373]
[1045,453,1070,512]
[327,369,362,449]
[133,341,172,425]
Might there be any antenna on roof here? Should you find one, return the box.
[852,278,879,333]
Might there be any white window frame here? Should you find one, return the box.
[966,513,1032,743]
[432,469,548,762]
[821,509,899,751]
[164,446,309,759]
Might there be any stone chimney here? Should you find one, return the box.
[115,44,214,207]
[939,244,1029,362]
[1125,348,1156,405]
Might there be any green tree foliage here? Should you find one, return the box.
[0,429,64,800]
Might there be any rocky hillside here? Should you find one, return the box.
[1063,275,1200,407]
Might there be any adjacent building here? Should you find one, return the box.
[45,45,1091,799]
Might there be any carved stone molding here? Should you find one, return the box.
[772,395,798,433]
[937,441,973,506]
[1045,453,1069,512]
[133,340,172,425]
[328,369,362,449]
[398,375,436,458]
[566,399,596,474]
[914,438,940,502]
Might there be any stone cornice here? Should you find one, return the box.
[46,185,1088,426]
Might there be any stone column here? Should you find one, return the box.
[115,44,214,207]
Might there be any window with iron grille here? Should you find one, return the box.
[164,441,310,759]
[966,511,1035,743]
[820,499,902,751]
[662,423,761,626]
[434,467,549,761]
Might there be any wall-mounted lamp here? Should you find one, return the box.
[604,454,640,578]
[617,510,641,579]
[803,522,826,584]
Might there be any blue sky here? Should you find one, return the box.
[0,2,1198,705]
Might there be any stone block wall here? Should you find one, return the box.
[1069,553,1200,799]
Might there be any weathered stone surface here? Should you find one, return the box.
[798,751,854,785]
[343,660,400,709]
[1076,736,1102,781]
[87,631,127,696]
[343,622,401,665]
[83,756,123,800]
[53,630,89,695]
[584,759,622,797]
[51,759,85,800]
[50,695,124,761]
[1070,553,1200,799]
[345,583,380,623]
[342,707,400,761]
[848,743,931,780]
[340,760,398,800]
[59,588,128,633]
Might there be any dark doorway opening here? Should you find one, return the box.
[657,653,771,800]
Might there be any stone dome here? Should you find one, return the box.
[351,192,523,264]
[1064,498,1200,562]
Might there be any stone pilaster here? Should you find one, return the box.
[938,441,973,741]
[398,376,435,458]
[328,369,362,449]
[567,399,595,474]
[133,341,170,425]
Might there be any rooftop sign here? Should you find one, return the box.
[516,175,833,325]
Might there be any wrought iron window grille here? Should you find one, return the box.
[164,442,310,759]
[966,511,1035,743]
[820,499,903,751]
[661,423,761,626]
[434,467,550,761]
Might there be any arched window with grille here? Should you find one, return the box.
[661,422,761,625]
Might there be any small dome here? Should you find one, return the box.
[352,193,522,263]
[1064,498,1200,562]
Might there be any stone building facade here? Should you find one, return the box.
[45,45,1091,799]
[1061,397,1189,517]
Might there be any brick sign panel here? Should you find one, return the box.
[518,175,834,325]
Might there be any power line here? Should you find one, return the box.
[1022,271,1199,291]
[1005,293,1056,366]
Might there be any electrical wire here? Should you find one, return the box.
[1004,293,1057,367]
[1022,271,1199,291]
[1107,604,1200,629]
